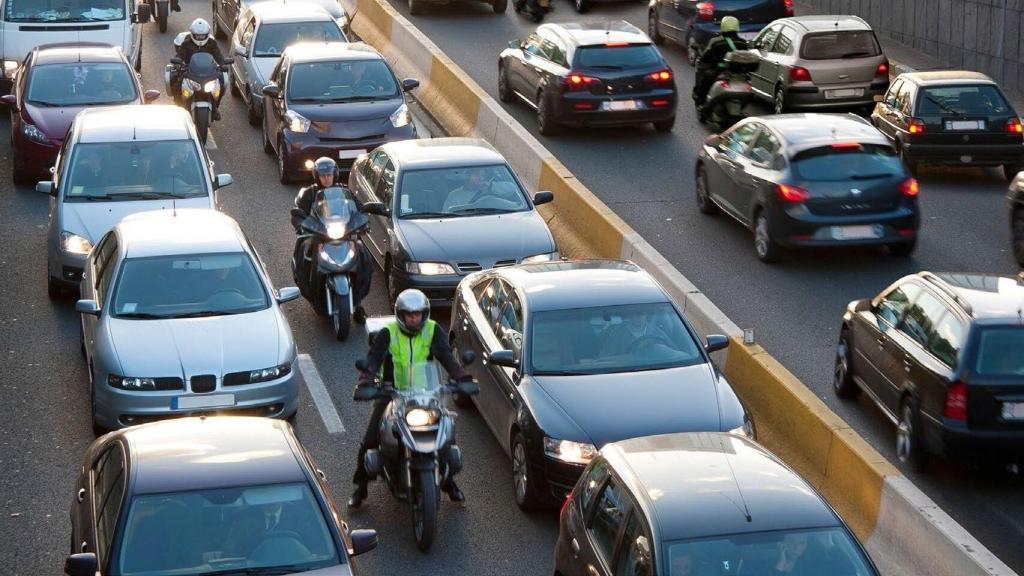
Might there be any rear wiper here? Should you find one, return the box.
[117,312,167,319]
[839,51,873,58]
[849,172,895,180]
[925,95,960,115]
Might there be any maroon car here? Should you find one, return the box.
[1,43,159,184]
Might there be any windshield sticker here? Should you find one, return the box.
[70,186,85,196]
[121,303,137,313]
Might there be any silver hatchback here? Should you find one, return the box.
[748,15,889,113]
[76,209,302,433]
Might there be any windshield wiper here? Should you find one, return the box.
[170,310,244,319]
[403,211,452,219]
[849,172,894,180]
[449,207,521,215]
[199,566,305,576]
[112,192,175,200]
[80,194,115,201]
[925,95,961,116]
[27,99,63,107]
[117,312,168,319]
[327,95,392,102]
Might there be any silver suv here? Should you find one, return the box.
[748,15,889,114]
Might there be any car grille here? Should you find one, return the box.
[494,259,517,268]
[153,377,185,391]
[457,260,517,273]
[190,375,216,393]
[223,371,251,386]
[318,134,386,143]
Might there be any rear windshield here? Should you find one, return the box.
[974,327,1024,377]
[800,31,881,60]
[792,144,902,182]
[917,85,1011,116]
[253,22,344,57]
[5,0,125,22]
[573,44,661,69]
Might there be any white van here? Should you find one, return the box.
[0,0,151,90]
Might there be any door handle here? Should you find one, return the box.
[571,537,580,558]
[876,337,886,348]
[903,357,912,372]
[77,488,86,503]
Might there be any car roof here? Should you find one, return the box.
[74,105,194,143]
[122,417,307,494]
[494,260,668,312]
[604,433,841,541]
[383,138,507,170]
[117,209,246,258]
[250,1,333,22]
[753,113,889,152]
[780,14,871,32]
[284,41,382,62]
[915,272,1024,322]
[32,43,126,65]
[543,20,650,47]
[900,70,996,86]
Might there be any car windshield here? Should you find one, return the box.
[800,31,881,60]
[573,44,661,69]
[917,85,1011,116]
[974,327,1024,377]
[4,0,124,21]
[116,482,340,576]
[530,302,703,375]
[397,164,530,219]
[63,140,207,201]
[666,527,875,576]
[27,63,136,106]
[112,253,269,319]
[252,22,344,57]
[287,59,398,102]
[792,144,902,182]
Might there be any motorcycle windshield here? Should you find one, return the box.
[187,52,220,80]
[315,186,367,239]
[397,361,444,398]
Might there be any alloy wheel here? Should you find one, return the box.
[512,441,528,504]
[896,404,914,463]
[755,216,770,258]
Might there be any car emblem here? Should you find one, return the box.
[839,74,849,80]
[851,188,862,195]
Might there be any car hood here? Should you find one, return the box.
[61,197,212,243]
[531,364,723,447]
[290,99,402,138]
[396,211,554,265]
[24,103,92,140]
[106,307,282,378]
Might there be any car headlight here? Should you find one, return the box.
[60,231,93,255]
[521,251,558,264]
[3,60,19,79]
[21,122,49,144]
[108,375,157,391]
[544,437,598,465]
[249,363,292,383]
[285,110,311,133]
[390,103,411,128]
[325,221,346,240]
[405,407,440,427]
[405,262,455,275]
[729,417,755,439]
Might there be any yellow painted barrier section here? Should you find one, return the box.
[419,54,484,137]
[352,0,393,50]
[537,157,629,259]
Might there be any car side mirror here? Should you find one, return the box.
[704,134,722,148]
[133,3,151,22]
[401,78,419,92]
[170,56,183,66]
[214,173,233,189]
[508,38,521,49]
[276,287,301,303]
[705,334,729,353]
[143,89,160,103]
[262,84,281,99]
[350,528,378,557]
[361,201,388,216]
[461,350,476,366]
[36,181,54,196]
[487,349,517,368]
[1,93,16,110]
[234,45,247,58]
[75,299,100,316]
[64,553,98,576]
[532,190,554,205]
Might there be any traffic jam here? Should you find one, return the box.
[1,0,1022,573]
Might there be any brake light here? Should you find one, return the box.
[605,41,629,47]
[943,381,968,421]
[777,183,809,202]
[789,66,812,82]
[563,72,600,90]
[830,141,862,149]
[782,0,793,16]
[876,62,889,77]
[651,99,671,107]
[899,177,919,197]
[1007,117,1023,134]
[696,1,714,20]
[907,118,926,134]
[647,69,672,83]
[573,102,595,110]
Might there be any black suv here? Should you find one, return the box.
[648,0,793,64]
[834,272,1024,471]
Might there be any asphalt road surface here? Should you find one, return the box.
[372,0,1024,571]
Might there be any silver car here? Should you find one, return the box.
[748,15,890,113]
[228,1,346,124]
[76,209,302,433]
[40,105,232,298]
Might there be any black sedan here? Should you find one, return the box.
[696,113,920,263]
[555,432,879,576]
[261,42,419,183]
[347,138,557,306]
[450,260,752,510]
[498,21,677,135]
[64,417,377,576]
[1011,172,1024,265]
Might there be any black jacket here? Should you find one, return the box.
[697,33,748,72]
[175,37,225,66]
[362,324,470,383]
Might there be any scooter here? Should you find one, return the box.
[513,0,549,22]
[697,50,759,129]
[290,186,369,341]
[164,46,232,145]
[354,349,478,552]
[146,0,171,32]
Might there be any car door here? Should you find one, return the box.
[851,281,924,410]
[563,458,611,576]
[265,56,288,146]
[872,78,903,138]
[750,23,782,97]
[736,125,782,220]
[508,33,542,96]
[889,289,949,414]
[613,507,654,576]
[89,442,128,573]
[489,285,525,448]
[468,279,511,446]
[83,233,118,362]
[578,472,629,576]
[922,309,966,426]
[708,122,761,219]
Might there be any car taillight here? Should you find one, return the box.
[647,69,672,83]
[943,381,968,421]
[777,183,809,202]
[563,72,600,91]
[1007,117,1024,134]
[782,0,793,16]
[907,118,926,134]
[876,62,889,77]
[789,66,812,82]
[899,177,919,197]
[696,1,714,20]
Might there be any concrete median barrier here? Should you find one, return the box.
[346,2,1016,574]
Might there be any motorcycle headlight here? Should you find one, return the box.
[285,110,311,133]
[325,221,346,240]
[729,416,755,439]
[521,251,558,264]
[203,79,219,93]
[390,103,411,128]
[60,231,93,255]
[405,262,455,275]
[543,437,598,465]
[22,122,49,144]
[108,375,156,391]
[3,60,19,80]
[181,79,198,99]
[405,408,439,427]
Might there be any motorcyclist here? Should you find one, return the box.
[692,16,748,108]
[349,289,472,509]
[172,18,226,119]
[292,156,372,324]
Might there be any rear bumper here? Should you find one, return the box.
[785,81,889,109]
[771,204,919,248]
[555,92,676,127]
[903,142,1024,166]
[928,420,1024,462]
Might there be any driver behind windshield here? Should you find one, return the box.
[597,311,671,358]
[441,166,523,213]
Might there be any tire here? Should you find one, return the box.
[79,322,86,359]
[648,10,664,45]
[773,85,786,115]
[573,0,587,13]
[411,468,438,552]
[47,276,64,300]
[537,91,560,136]
[497,63,514,103]
[89,362,107,437]
[1003,164,1021,182]
[695,165,718,215]
[230,74,242,97]
[384,260,399,305]
[896,397,929,472]
[1012,208,1024,266]
[492,0,507,13]
[653,116,675,132]
[409,0,424,15]
[247,92,261,126]
[262,113,274,154]
[833,331,860,399]
[157,3,168,32]
[887,239,917,258]
[512,432,545,510]
[278,141,291,184]
[330,289,351,341]
[194,107,211,146]
[753,211,780,263]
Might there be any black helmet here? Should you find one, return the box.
[395,289,430,336]
[313,156,337,185]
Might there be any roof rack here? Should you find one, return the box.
[918,271,973,314]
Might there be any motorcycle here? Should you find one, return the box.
[354,350,479,552]
[290,185,369,341]
[513,0,549,22]
[164,48,232,145]
[145,0,171,32]
[697,50,759,129]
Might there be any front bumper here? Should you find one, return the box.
[49,249,87,289]
[785,81,889,110]
[541,454,587,502]
[12,124,61,178]
[281,123,417,177]
[927,418,1024,462]
[903,141,1024,166]
[770,203,919,249]
[390,268,461,307]
[555,91,676,127]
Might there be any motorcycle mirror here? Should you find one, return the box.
[170,56,183,66]
[460,350,476,366]
[352,385,378,402]
[704,134,722,148]
[143,89,160,103]
[361,201,388,216]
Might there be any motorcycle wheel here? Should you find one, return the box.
[330,290,351,341]
[157,2,168,32]
[194,106,211,146]
[411,468,438,552]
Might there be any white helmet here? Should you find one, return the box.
[189,18,211,46]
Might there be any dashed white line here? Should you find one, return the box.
[297,353,346,434]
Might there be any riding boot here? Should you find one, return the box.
[443,478,465,503]
[348,483,368,508]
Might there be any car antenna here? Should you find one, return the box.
[724,452,753,523]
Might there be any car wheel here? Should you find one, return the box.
[492,0,507,13]
[652,116,675,132]
[89,361,107,437]
[47,275,64,300]
[1012,208,1024,266]
[230,73,242,98]
[537,90,560,136]
[262,114,274,154]
[79,322,86,359]
[573,0,587,13]
[887,239,916,258]
[512,432,544,510]
[896,397,929,472]
[1003,164,1022,182]
[497,63,514,103]
[773,85,786,115]
[648,10,664,45]
[695,165,718,215]
[384,259,399,305]
[753,211,780,263]
[277,142,291,184]
[833,331,860,399]
[135,39,143,73]
[247,92,261,126]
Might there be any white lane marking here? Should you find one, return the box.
[298,353,345,434]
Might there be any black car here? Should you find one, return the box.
[497,21,677,135]
[835,272,1024,471]
[696,113,920,263]
[1010,174,1024,266]
[554,432,880,576]
[647,0,792,64]
[64,416,377,576]
[449,260,752,510]
[260,42,419,183]
[871,71,1024,180]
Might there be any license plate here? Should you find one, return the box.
[833,225,879,240]
[825,88,864,99]
[602,100,639,111]
[338,149,366,160]
[960,155,973,163]
[739,31,758,40]
[173,393,235,410]
[945,120,984,130]
[1001,402,1024,420]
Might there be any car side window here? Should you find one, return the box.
[875,281,923,327]
[94,233,119,304]
[726,123,760,155]
[361,151,388,199]
[774,27,796,55]
[539,38,563,65]
[615,511,653,576]
[884,79,902,106]
[898,290,947,348]
[240,18,256,49]
[897,82,914,115]
[92,444,126,563]
[589,476,627,568]
[376,160,396,208]
[929,312,965,367]
[579,457,610,511]
[756,24,781,51]
[496,290,523,357]
[524,33,544,56]
[476,279,508,332]
[748,129,780,165]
